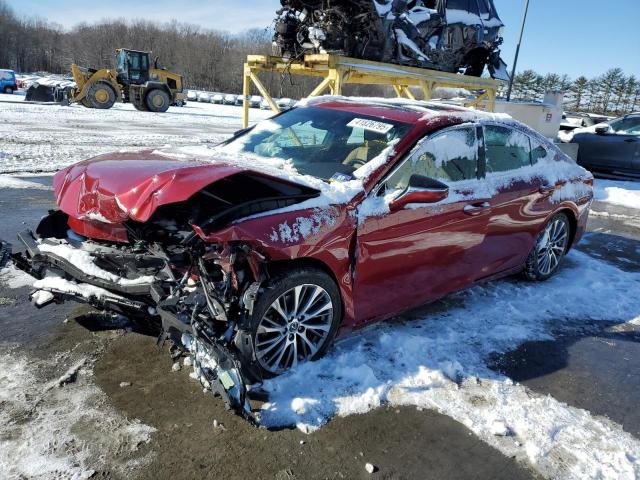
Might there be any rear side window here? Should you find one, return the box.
[530,138,551,164]
[484,125,531,173]
[386,126,478,190]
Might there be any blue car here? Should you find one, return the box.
[0,69,17,94]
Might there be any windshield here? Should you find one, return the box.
[219,106,413,181]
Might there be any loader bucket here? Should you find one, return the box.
[25,83,58,102]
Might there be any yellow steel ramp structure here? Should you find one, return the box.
[242,53,503,128]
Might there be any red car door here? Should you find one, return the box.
[472,124,551,280]
[353,124,492,325]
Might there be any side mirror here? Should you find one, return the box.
[595,125,610,135]
[389,175,449,212]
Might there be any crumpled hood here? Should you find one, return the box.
[53,150,287,224]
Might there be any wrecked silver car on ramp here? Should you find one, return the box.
[273,0,510,80]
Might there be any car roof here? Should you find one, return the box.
[303,96,501,126]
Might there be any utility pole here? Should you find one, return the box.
[506,0,530,101]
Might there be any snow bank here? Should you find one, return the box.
[0,175,51,190]
[593,179,640,210]
[259,250,640,479]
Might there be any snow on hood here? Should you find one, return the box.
[52,146,365,225]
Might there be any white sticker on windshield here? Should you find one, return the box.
[347,118,394,134]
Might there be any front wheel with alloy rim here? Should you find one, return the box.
[251,268,341,377]
[525,213,571,281]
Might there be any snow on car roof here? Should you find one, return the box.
[300,95,512,124]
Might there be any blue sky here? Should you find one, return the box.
[7,0,640,79]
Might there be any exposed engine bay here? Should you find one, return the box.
[6,171,323,422]
[273,0,509,80]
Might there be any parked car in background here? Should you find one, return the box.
[187,90,198,102]
[249,95,263,108]
[16,75,41,90]
[260,98,275,110]
[571,113,640,177]
[276,97,296,110]
[197,92,211,103]
[7,98,593,417]
[0,69,18,94]
[224,93,237,105]
[561,112,611,131]
[211,93,224,104]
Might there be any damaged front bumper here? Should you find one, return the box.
[6,225,262,422]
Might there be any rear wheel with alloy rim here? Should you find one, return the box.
[251,268,341,377]
[525,213,571,281]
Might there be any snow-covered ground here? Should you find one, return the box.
[0,345,156,479]
[1,98,640,479]
[0,94,271,174]
[594,179,640,210]
[260,250,640,478]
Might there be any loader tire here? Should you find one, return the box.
[133,101,149,111]
[145,89,171,113]
[87,82,116,109]
[81,98,93,108]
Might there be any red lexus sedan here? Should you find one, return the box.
[7,97,593,416]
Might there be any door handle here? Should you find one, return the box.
[463,202,491,215]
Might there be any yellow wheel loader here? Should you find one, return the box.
[70,49,187,112]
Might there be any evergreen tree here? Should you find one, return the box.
[570,76,589,111]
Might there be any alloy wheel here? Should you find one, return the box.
[536,218,569,276]
[255,284,333,374]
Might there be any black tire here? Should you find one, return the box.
[464,61,485,77]
[525,213,571,281]
[87,82,116,109]
[145,89,171,113]
[133,101,148,111]
[249,267,342,378]
[80,98,93,108]
[4,86,13,94]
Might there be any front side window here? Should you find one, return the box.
[484,125,531,173]
[609,116,640,135]
[385,126,478,191]
[219,107,413,181]
[116,52,126,73]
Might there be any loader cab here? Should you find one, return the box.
[115,49,150,86]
